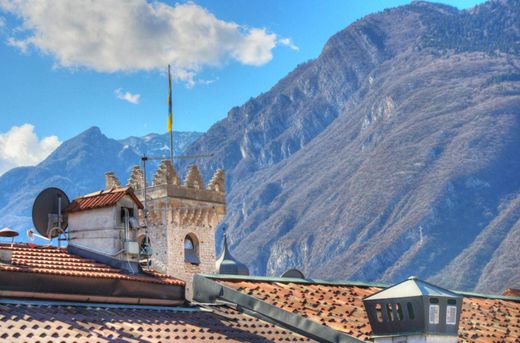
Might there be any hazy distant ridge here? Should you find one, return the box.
[0,129,201,236]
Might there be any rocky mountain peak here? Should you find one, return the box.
[68,126,105,144]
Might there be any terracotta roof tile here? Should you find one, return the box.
[66,187,144,213]
[220,280,520,342]
[0,303,311,342]
[0,243,184,286]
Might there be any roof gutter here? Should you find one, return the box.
[201,273,390,288]
[193,274,364,343]
[0,290,184,306]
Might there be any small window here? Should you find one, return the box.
[184,234,200,265]
[396,303,404,321]
[446,305,457,325]
[407,302,415,320]
[375,304,383,322]
[447,299,457,305]
[386,303,394,321]
[120,207,135,222]
[429,299,440,325]
[429,304,440,324]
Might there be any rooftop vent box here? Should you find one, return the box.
[0,250,12,263]
[124,241,140,256]
[363,277,462,343]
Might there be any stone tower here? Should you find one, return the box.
[128,160,226,295]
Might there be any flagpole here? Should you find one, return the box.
[170,126,174,164]
[168,65,174,165]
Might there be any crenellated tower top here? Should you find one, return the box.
[127,161,225,205]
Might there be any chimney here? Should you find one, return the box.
[105,171,121,189]
[363,276,462,343]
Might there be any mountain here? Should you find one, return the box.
[179,0,520,293]
[1,0,519,294]
[0,128,201,234]
[119,131,202,157]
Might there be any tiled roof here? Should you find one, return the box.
[66,187,144,213]
[220,279,520,342]
[221,280,376,341]
[459,295,520,342]
[0,302,311,342]
[0,243,184,286]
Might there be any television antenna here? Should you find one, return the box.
[31,187,70,247]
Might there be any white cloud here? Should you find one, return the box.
[7,37,29,53]
[231,28,277,66]
[0,0,293,84]
[279,37,299,51]
[114,88,141,104]
[0,124,61,175]
[198,77,218,86]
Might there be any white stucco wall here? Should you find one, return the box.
[68,195,139,256]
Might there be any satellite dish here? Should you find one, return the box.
[32,187,70,239]
[281,268,305,279]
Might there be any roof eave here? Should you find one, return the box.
[0,269,185,304]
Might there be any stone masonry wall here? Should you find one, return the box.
[131,161,226,298]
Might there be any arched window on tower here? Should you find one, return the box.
[184,234,200,265]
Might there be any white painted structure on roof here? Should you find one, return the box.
[374,334,457,343]
[364,277,461,343]
[67,173,143,262]
[68,195,141,259]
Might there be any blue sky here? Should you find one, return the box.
[0,0,485,174]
